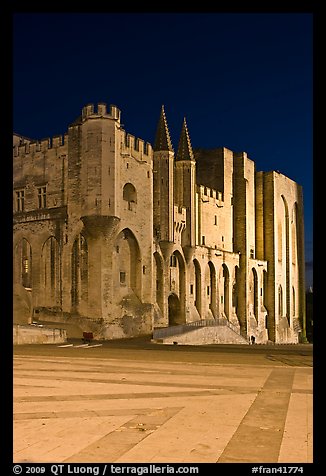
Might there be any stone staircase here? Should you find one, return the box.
[152,319,249,345]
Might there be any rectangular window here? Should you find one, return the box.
[38,186,47,208]
[190,284,194,295]
[120,271,126,284]
[207,286,210,296]
[170,255,177,267]
[16,190,25,212]
[202,236,206,245]
[214,216,217,225]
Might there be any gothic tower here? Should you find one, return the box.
[174,118,196,248]
[153,106,175,242]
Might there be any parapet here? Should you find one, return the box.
[120,130,152,161]
[81,102,121,122]
[13,133,68,158]
[198,184,223,202]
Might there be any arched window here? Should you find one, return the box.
[123,183,137,210]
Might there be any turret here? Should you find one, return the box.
[67,102,121,219]
[153,106,175,242]
[175,118,196,247]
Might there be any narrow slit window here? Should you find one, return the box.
[16,190,25,212]
[37,186,47,208]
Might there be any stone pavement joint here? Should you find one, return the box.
[13,346,313,463]
[218,368,295,462]
[64,407,183,463]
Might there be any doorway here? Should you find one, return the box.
[168,293,181,326]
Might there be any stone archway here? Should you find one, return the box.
[114,228,142,300]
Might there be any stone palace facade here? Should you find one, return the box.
[13,102,306,343]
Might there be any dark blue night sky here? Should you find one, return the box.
[13,12,313,288]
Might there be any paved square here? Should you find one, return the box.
[13,343,312,463]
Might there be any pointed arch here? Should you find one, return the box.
[168,250,186,324]
[114,228,142,299]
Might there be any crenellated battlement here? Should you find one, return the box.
[120,130,152,161]
[197,184,223,202]
[81,102,121,122]
[13,133,68,158]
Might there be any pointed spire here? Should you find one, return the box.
[176,117,194,161]
[154,105,174,152]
